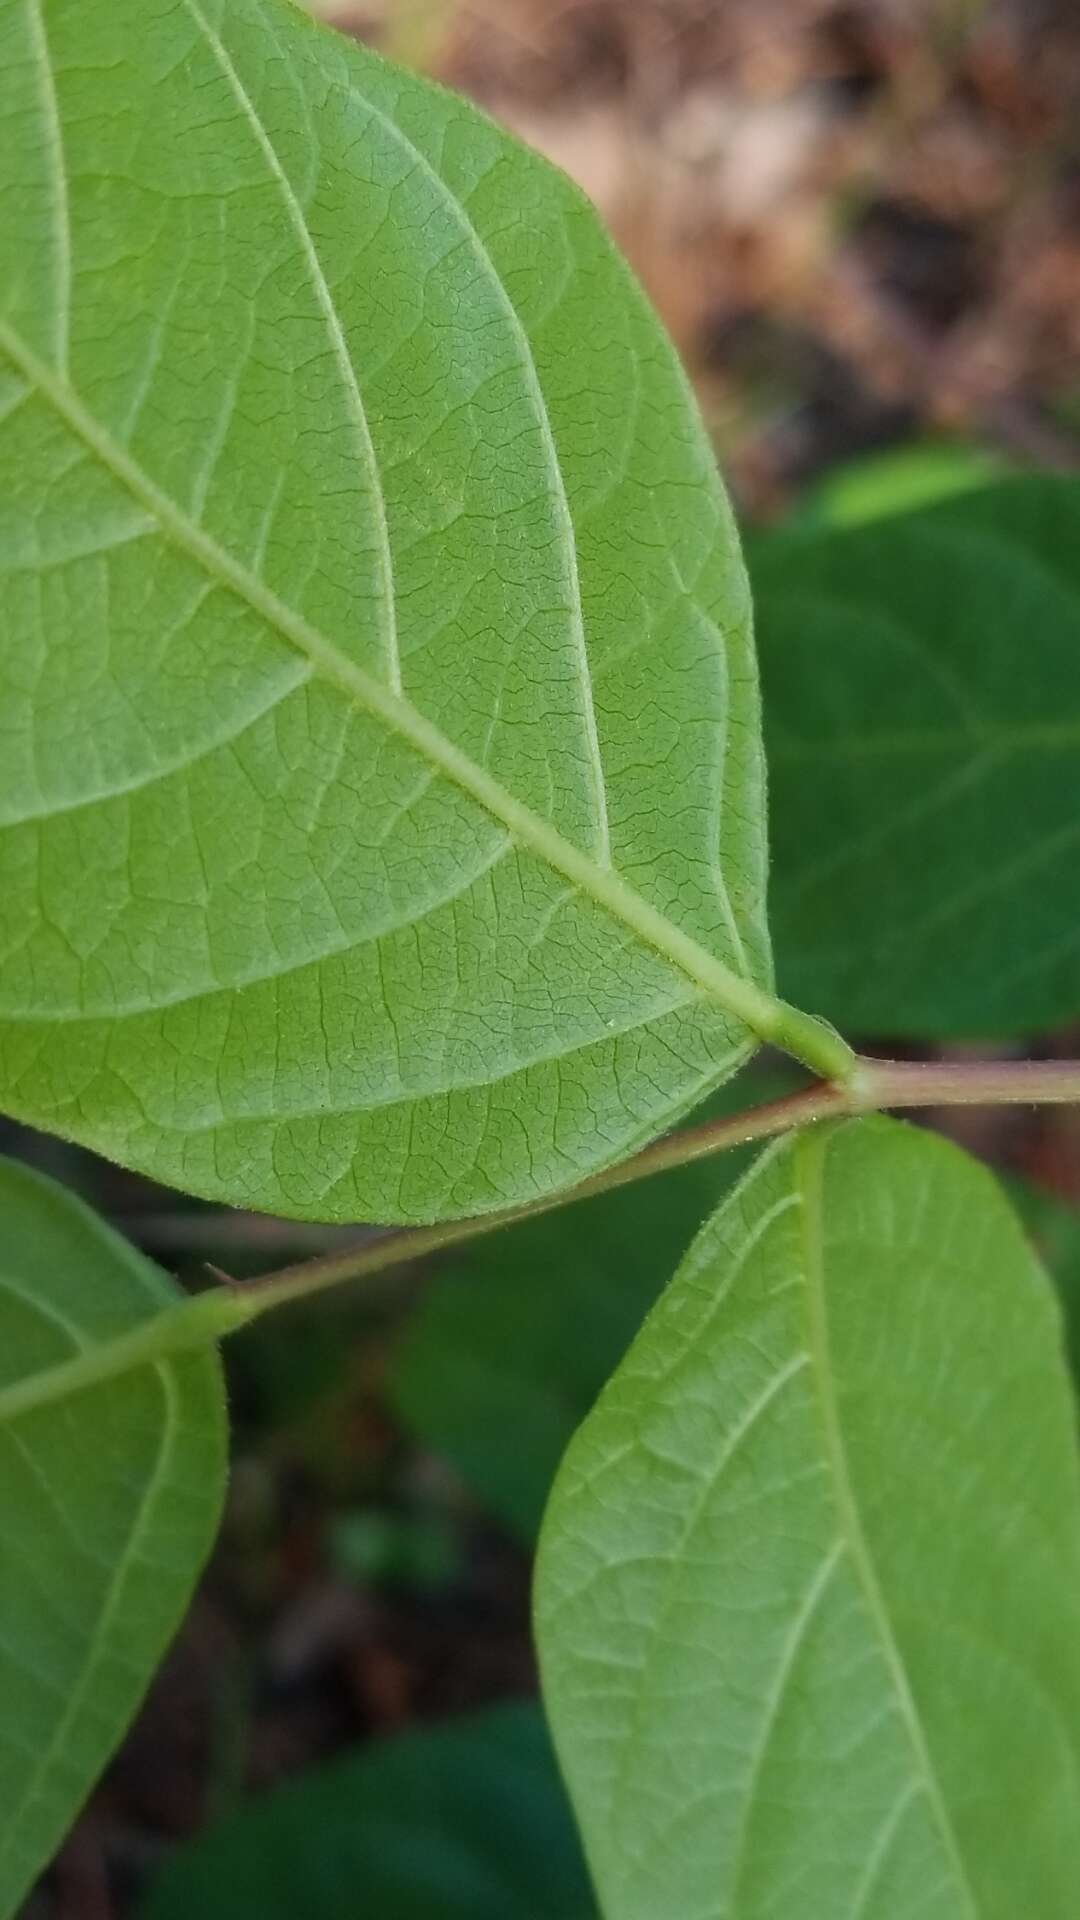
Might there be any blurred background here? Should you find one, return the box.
[14,1,1080,1913]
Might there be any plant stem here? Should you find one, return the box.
[228,1053,1080,1322]
[224,1079,852,1325]
[8,1052,1080,1423]
[851,1056,1080,1110]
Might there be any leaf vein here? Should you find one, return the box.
[182,0,402,692]
[0,317,776,1047]
[24,0,70,373]
[286,0,612,860]
[727,1537,846,1908]
[0,655,311,829]
[797,1130,979,1920]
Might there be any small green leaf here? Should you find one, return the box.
[140,1700,595,1920]
[391,1074,795,1541]
[0,1157,226,1919]
[0,0,776,1225]
[786,440,1009,531]
[758,475,1080,1037]
[536,1117,1080,1920]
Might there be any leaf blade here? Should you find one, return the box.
[0,1157,227,1918]
[536,1117,1080,1919]
[0,0,774,1222]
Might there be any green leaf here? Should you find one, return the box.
[758,475,1080,1037]
[0,1156,226,1919]
[0,0,778,1226]
[140,1700,595,1920]
[1009,1176,1080,1395]
[536,1116,1080,1920]
[391,1073,795,1541]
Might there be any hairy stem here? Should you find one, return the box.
[851,1056,1080,1110]
[210,1053,1080,1323]
[7,1052,1080,1424]
[225,1079,851,1324]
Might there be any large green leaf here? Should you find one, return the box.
[390,1073,795,1541]
[758,476,1080,1037]
[536,1117,1080,1919]
[141,1700,594,1919]
[0,1156,226,1919]
[0,0,773,1225]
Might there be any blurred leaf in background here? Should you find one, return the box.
[141,1700,593,1920]
[330,1505,464,1595]
[783,439,1011,530]
[756,475,1080,1039]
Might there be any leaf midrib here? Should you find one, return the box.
[0,316,779,1048]
[796,1127,981,1920]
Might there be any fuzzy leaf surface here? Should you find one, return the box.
[537,1116,1080,1919]
[0,0,769,1223]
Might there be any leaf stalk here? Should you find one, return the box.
[7,1053,1080,1424]
[203,1053,1080,1318]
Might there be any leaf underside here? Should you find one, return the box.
[759,475,1080,1038]
[0,1156,226,1920]
[0,0,769,1224]
[536,1116,1080,1920]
